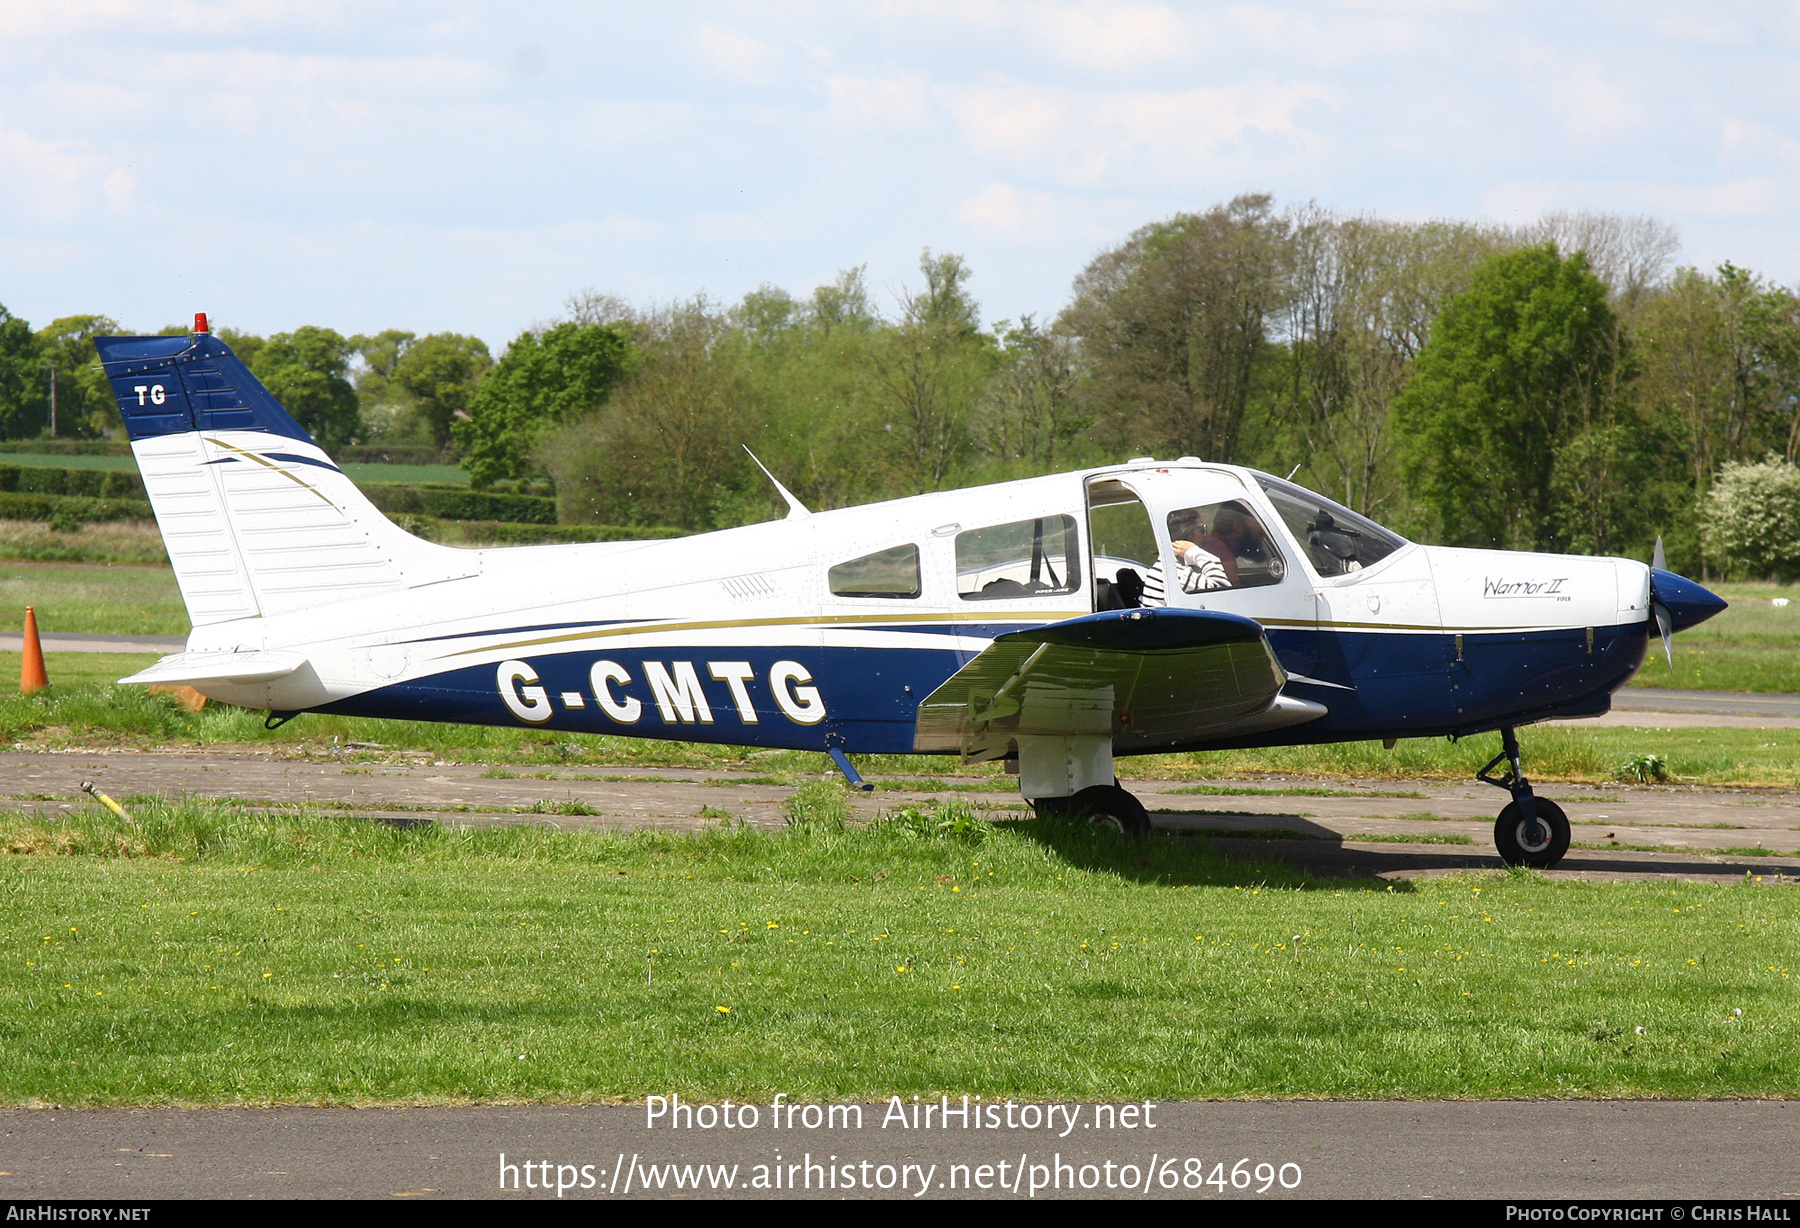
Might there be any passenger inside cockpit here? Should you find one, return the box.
[1143,501,1285,602]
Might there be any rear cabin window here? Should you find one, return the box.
[828,543,921,598]
[955,515,1080,601]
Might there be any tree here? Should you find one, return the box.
[733,268,888,517]
[455,320,634,488]
[978,315,1088,471]
[808,266,874,337]
[0,304,44,439]
[217,327,265,371]
[866,250,989,491]
[1522,211,1680,312]
[1701,458,1800,580]
[1064,194,1291,463]
[1393,244,1622,550]
[543,299,755,528]
[1277,211,1507,520]
[249,327,362,451]
[389,333,491,451]
[33,314,120,436]
[348,329,415,430]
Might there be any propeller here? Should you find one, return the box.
[1649,536,1674,668]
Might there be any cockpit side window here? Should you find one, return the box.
[1158,500,1286,595]
[828,543,921,599]
[1253,473,1405,577]
[955,515,1080,601]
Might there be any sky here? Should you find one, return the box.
[1,1,1797,349]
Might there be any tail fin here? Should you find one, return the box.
[94,329,476,627]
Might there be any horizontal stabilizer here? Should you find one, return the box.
[120,650,307,688]
[914,607,1325,758]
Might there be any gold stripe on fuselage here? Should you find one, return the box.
[431,608,1604,662]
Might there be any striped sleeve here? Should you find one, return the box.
[1140,561,1166,606]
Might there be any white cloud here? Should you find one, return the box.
[940,79,1331,185]
[102,166,136,212]
[696,23,785,86]
[1028,2,1192,70]
[1644,178,1778,219]
[825,74,935,131]
[955,182,1063,239]
[0,120,95,222]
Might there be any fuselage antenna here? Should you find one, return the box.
[1286,463,1302,481]
[744,446,812,520]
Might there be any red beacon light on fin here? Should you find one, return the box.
[193,312,210,335]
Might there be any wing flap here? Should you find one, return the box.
[119,650,307,687]
[914,607,1325,757]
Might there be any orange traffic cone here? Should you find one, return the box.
[20,605,47,694]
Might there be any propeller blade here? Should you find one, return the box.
[1652,536,1666,572]
[1653,602,1674,669]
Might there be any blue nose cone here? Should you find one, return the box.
[1650,568,1728,632]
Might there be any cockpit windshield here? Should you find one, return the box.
[1253,473,1406,577]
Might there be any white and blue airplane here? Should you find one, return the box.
[96,317,1726,868]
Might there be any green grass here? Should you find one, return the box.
[0,563,188,635]
[1629,581,1800,692]
[2,799,1796,1105]
[338,462,467,485]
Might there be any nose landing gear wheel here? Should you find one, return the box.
[1494,798,1570,868]
[1061,784,1151,837]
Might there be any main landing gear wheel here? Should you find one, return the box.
[1064,784,1151,837]
[1494,798,1570,869]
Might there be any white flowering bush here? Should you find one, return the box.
[1700,459,1800,581]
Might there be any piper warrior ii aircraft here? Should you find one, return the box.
[97,317,1727,869]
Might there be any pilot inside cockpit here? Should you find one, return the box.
[1141,501,1284,604]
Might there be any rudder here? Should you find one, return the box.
[95,326,476,627]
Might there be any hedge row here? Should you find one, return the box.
[0,440,132,457]
[359,482,557,524]
[338,444,453,465]
[0,489,681,553]
[0,463,555,525]
[447,520,686,545]
[0,441,450,463]
[0,464,147,500]
[0,491,153,524]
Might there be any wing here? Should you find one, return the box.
[913,607,1326,760]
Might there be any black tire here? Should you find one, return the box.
[1065,784,1151,837]
[1494,798,1570,868]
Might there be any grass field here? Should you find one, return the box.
[0,451,468,486]
[1,799,1794,1105]
[0,563,189,635]
[1627,582,1800,692]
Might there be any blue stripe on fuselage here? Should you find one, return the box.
[312,620,1650,756]
[315,644,965,754]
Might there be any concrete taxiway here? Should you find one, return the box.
[2,1100,1797,1200]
